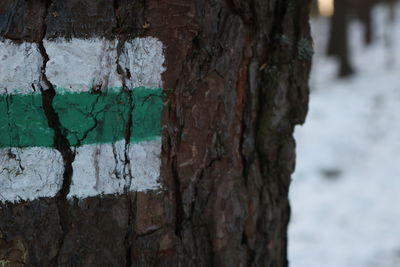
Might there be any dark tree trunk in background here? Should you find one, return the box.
[359,1,375,45]
[384,0,397,67]
[327,0,354,77]
[351,0,376,45]
[0,1,312,266]
[311,0,320,16]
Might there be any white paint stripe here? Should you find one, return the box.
[0,37,165,202]
[0,40,43,94]
[119,38,165,90]
[44,37,165,92]
[129,139,161,192]
[0,148,64,202]
[44,38,122,91]
[0,37,165,93]
[68,139,161,199]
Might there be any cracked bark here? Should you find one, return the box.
[31,2,75,265]
[0,0,312,266]
[37,18,75,267]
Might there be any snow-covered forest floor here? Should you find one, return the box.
[289,4,400,267]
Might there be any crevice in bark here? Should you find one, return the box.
[39,45,74,267]
[236,37,251,185]
[37,1,75,265]
[271,0,290,51]
[115,26,135,266]
[256,0,291,163]
[224,0,254,26]
[4,95,13,148]
[173,158,184,237]
[111,143,123,179]
[124,193,135,267]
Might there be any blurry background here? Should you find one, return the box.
[289,0,400,266]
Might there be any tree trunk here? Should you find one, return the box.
[327,0,354,77]
[359,1,374,45]
[0,1,312,266]
[311,0,320,16]
[351,0,376,45]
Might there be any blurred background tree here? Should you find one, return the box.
[313,0,398,77]
[290,1,400,266]
[327,0,355,77]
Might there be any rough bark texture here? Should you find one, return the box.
[0,1,312,266]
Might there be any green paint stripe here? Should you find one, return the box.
[0,87,163,148]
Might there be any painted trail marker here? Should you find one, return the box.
[0,38,165,202]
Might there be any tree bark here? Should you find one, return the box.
[0,1,312,266]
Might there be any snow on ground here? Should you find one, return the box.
[289,4,400,267]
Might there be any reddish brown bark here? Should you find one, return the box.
[0,1,312,266]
